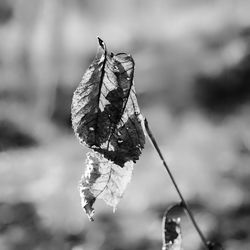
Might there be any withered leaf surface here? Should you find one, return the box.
[162,206,182,250]
[72,38,145,166]
[71,38,145,220]
[80,151,133,221]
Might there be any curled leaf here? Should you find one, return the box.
[71,38,145,219]
[162,205,182,250]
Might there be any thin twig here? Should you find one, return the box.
[144,118,210,250]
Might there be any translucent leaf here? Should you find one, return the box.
[71,38,145,219]
[71,38,145,167]
[80,151,133,221]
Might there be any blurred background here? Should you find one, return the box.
[1,0,250,249]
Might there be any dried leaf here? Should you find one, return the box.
[71,38,145,219]
[72,37,145,167]
[162,206,182,250]
[80,151,133,221]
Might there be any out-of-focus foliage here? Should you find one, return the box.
[1,0,250,249]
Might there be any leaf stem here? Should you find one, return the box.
[144,118,210,250]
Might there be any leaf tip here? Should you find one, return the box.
[97,37,106,50]
[84,202,95,221]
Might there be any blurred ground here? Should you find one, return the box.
[1,0,250,249]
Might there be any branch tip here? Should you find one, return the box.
[145,117,211,250]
